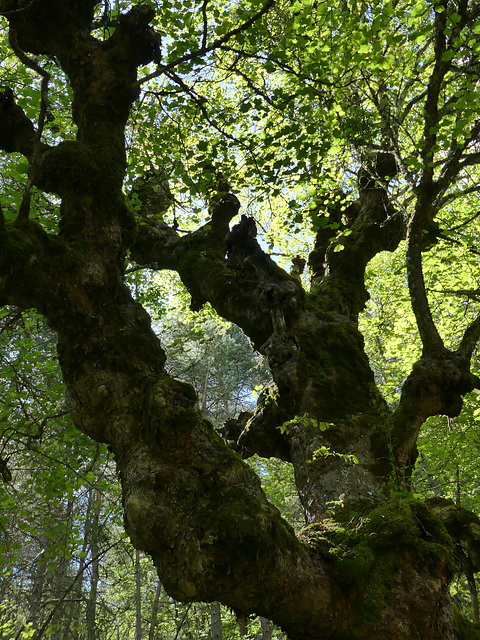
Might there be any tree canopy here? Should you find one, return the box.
[2,0,480,638]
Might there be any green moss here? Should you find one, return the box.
[296,316,372,381]
[301,498,455,620]
[144,376,199,440]
[200,482,301,569]
[6,218,57,254]
[35,141,101,194]
[305,277,368,317]
[3,220,62,307]
[453,607,480,640]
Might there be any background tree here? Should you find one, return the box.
[0,308,289,637]
[1,1,480,639]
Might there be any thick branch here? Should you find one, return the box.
[458,314,480,359]
[420,2,450,189]
[0,87,37,157]
[131,197,304,350]
[406,209,445,354]
[2,0,98,55]
[393,349,478,476]
[308,173,404,320]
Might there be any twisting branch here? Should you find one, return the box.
[406,207,445,354]
[8,28,51,139]
[419,4,449,189]
[8,29,51,222]
[135,0,274,86]
[405,4,454,355]
[360,71,418,192]
[458,314,480,360]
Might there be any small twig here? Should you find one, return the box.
[32,541,121,640]
[201,0,209,50]
[136,0,274,87]
[449,209,480,232]
[9,29,51,140]
[428,288,480,300]
[174,604,192,640]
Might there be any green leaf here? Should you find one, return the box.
[441,49,455,62]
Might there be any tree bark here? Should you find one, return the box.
[260,617,271,640]
[1,2,480,639]
[86,488,101,640]
[135,550,142,640]
[148,581,162,640]
[210,602,223,640]
[29,534,51,632]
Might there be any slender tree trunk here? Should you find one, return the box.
[210,602,223,640]
[200,349,211,414]
[135,550,142,640]
[148,580,162,640]
[72,495,91,640]
[454,465,479,622]
[456,463,461,507]
[86,488,101,640]
[260,617,271,640]
[51,497,75,640]
[237,612,247,637]
[470,578,480,624]
[29,534,51,631]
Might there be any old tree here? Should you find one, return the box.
[2,0,480,637]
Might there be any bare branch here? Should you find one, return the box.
[428,288,480,300]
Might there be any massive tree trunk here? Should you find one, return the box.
[1,2,480,639]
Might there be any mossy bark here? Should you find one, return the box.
[1,3,480,639]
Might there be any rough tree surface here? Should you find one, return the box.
[1,1,480,639]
